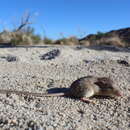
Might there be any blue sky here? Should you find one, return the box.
[0,0,130,39]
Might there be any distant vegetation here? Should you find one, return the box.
[79,28,130,47]
[0,12,130,47]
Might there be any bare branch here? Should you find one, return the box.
[15,11,33,32]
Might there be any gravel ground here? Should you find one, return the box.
[0,45,129,130]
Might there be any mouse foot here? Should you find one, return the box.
[80,98,95,104]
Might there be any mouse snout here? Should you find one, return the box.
[115,90,122,97]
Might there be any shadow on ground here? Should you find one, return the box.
[0,43,130,52]
[75,45,130,52]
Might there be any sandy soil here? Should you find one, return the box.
[0,45,129,130]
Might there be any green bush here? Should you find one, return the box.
[96,31,109,39]
[31,34,41,44]
[10,34,23,46]
[43,37,53,44]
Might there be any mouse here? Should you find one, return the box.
[63,76,122,102]
[0,76,122,103]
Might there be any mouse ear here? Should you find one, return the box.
[95,77,114,89]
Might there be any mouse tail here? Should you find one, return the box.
[39,92,65,97]
[0,89,65,97]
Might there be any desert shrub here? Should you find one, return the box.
[0,36,4,43]
[43,37,53,44]
[9,26,43,45]
[53,37,67,45]
[54,36,79,45]
[66,36,79,45]
[31,34,41,44]
[10,34,23,46]
[10,33,31,46]
[58,38,67,43]
[89,31,109,40]
[91,36,125,47]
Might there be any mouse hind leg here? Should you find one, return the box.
[80,98,95,104]
[80,98,91,103]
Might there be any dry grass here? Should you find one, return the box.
[0,30,129,47]
[53,36,79,45]
[0,31,42,46]
[79,35,127,47]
